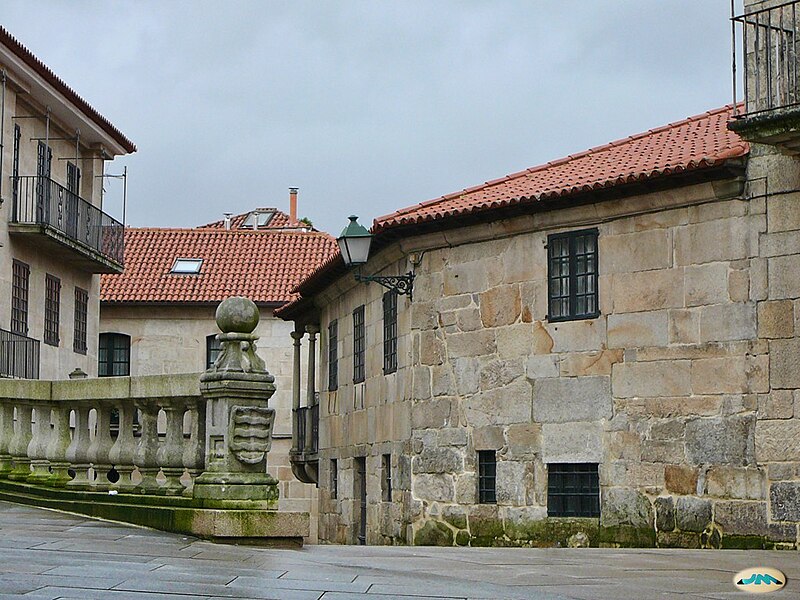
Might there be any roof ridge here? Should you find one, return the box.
[374,104,739,226]
[0,26,136,153]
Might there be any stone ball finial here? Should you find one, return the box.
[216,297,260,334]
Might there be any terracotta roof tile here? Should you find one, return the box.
[101,228,337,305]
[373,105,748,233]
[277,104,749,318]
[199,208,297,230]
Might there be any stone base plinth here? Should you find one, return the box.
[0,479,308,546]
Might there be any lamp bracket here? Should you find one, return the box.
[354,271,415,299]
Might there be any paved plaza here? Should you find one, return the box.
[0,502,797,600]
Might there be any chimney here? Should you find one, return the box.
[289,187,298,223]
[223,213,232,230]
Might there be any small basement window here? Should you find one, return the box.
[547,463,600,517]
[171,258,203,274]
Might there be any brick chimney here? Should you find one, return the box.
[289,187,298,223]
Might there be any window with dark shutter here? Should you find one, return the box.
[353,305,365,383]
[73,287,88,354]
[206,334,221,369]
[44,274,61,346]
[383,291,397,374]
[98,333,131,377]
[547,463,600,517]
[328,319,338,391]
[478,450,497,504]
[11,260,29,335]
[547,228,599,322]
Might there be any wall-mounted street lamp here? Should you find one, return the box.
[337,215,415,299]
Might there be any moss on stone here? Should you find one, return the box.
[720,535,771,550]
[505,518,599,547]
[468,515,504,540]
[597,525,656,548]
[414,520,453,546]
[455,530,471,546]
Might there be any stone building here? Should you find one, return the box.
[99,207,336,538]
[0,27,135,380]
[279,78,800,546]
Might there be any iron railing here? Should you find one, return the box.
[10,176,124,265]
[0,328,39,380]
[295,407,308,451]
[733,1,800,117]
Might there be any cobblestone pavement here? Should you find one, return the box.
[0,502,798,600]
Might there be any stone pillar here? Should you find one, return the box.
[8,404,33,481]
[88,404,115,491]
[108,399,137,492]
[0,402,15,477]
[290,330,303,453]
[304,325,319,454]
[157,400,186,495]
[66,405,92,489]
[194,297,278,504]
[46,403,73,487]
[182,398,206,495]
[134,399,161,493]
[26,406,52,484]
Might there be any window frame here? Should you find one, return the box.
[206,334,221,370]
[73,287,88,355]
[328,319,338,391]
[381,453,392,502]
[352,305,365,384]
[547,463,600,518]
[477,450,497,504]
[382,290,397,374]
[44,274,61,346]
[547,228,600,323]
[170,258,203,274]
[330,458,338,500]
[98,332,131,377]
[11,259,29,336]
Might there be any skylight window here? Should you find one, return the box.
[171,258,203,274]
[241,210,275,229]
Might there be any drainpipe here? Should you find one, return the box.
[304,324,319,454]
[0,69,6,202]
[290,329,304,453]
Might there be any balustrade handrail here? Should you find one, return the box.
[0,373,205,494]
[0,328,39,380]
[733,1,800,117]
[10,175,124,265]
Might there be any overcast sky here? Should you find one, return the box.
[4,1,742,235]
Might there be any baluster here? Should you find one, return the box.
[88,404,114,491]
[27,405,52,484]
[8,404,33,481]
[182,398,206,496]
[134,399,160,493]
[0,402,15,477]
[46,402,73,487]
[157,400,186,495]
[108,400,137,492]
[66,405,92,489]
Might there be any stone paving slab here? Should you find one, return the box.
[0,501,798,599]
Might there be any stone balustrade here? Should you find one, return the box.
[0,373,205,495]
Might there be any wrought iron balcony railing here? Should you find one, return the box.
[0,328,39,380]
[293,401,319,456]
[10,176,124,266]
[733,1,800,117]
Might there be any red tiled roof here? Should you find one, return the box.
[101,228,337,305]
[0,27,136,154]
[277,105,749,320]
[199,208,296,230]
[373,105,748,233]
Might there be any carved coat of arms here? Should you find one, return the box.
[228,406,274,465]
